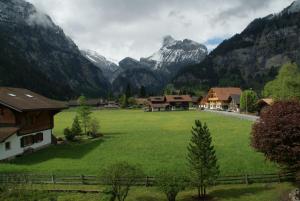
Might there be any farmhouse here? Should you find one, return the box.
[201,87,242,110]
[257,98,274,115]
[165,95,192,110]
[0,87,66,160]
[147,96,169,112]
[146,95,193,111]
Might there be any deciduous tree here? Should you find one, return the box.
[240,89,258,113]
[77,95,92,135]
[251,100,300,170]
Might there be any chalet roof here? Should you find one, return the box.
[210,87,242,101]
[257,98,274,106]
[0,87,67,112]
[165,95,192,103]
[148,96,165,102]
[0,127,19,142]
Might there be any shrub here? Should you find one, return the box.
[251,100,300,170]
[88,118,100,138]
[71,116,82,136]
[156,171,186,201]
[64,128,75,141]
[100,162,144,201]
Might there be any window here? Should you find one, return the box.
[34,133,43,143]
[5,142,11,150]
[20,136,34,148]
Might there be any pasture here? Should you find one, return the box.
[0,110,277,175]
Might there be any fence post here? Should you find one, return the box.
[81,175,85,184]
[245,174,249,184]
[145,176,149,187]
[52,174,56,184]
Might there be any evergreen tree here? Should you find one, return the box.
[187,120,219,199]
[71,116,82,136]
[77,95,92,135]
[125,83,132,98]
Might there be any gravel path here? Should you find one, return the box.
[203,109,259,122]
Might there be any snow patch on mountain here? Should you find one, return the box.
[144,35,208,70]
[287,0,300,13]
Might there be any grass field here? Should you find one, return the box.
[0,110,278,175]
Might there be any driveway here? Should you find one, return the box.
[203,109,259,122]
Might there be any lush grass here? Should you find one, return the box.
[2,183,294,201]
[0,110,278,175]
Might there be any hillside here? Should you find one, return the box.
[173,1,300,92]
[0,0,110,100]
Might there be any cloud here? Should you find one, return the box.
[25,0,294,61]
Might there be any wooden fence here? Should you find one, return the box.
[0,172,295,187]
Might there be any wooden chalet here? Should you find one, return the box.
[257,98,274,115]
[165,95,192,110]
[146,95,193,112]
[147,96,169,112]
[201,87,242,110]
[0,87,66,160]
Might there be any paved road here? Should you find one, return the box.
[203,109,259,122]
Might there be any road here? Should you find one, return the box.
[203,109,259,122]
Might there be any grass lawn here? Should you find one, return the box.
[0,110,278,175]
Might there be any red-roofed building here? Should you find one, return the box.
[0,87,67,160]
[201,87,242,110]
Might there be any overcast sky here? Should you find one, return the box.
[26,0,294,62]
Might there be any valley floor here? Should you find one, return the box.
[0,109,277,175]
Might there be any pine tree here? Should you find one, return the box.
[77,95,92,135]
[71,116,82,136]
[187,120,219,199]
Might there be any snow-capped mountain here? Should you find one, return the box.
[112,36,208,95]
[81,50,119,82]
[141,35,208,74]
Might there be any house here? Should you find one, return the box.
[257,98,274,115]
[0,87,66,160]
[165,95,192,110]
[147,96,169,112]
[202,87,242,110]
[191,96,202,108]
[228,94,241,112]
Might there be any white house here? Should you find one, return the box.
[0,87,66,160]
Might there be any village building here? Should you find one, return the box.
[0,87,66,160]
[146,95,193,112]
[257,98,274,115]
[228,94,241,112]
[147,96,169,112]
[165,95,193,110]
[201,87,242,110]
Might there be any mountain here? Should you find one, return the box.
[173,0,300,92]
[141,35,208,76]
[0,0,110,100]
[81,49,119,83]
[112,36,208,95]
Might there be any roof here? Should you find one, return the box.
[257,98,274,106]
[165,95,192,103]
[210,87,242,101]
[0,127,19,142]
[148,96,165,102]
[0,87,67,112]
[229,94,241,104]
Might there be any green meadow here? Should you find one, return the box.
[0,110,277,175]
